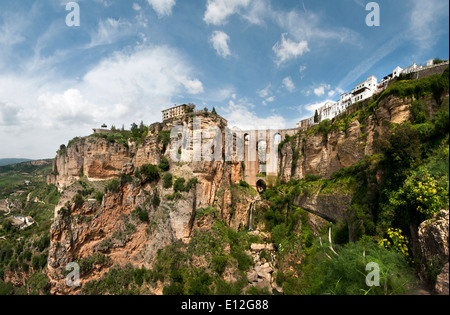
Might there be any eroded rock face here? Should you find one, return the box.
[418,209,449,294]
[45,94,442,294]
[46,114,249,294]
[278,95,417,183]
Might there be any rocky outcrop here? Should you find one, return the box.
[46,113,251,294]
[279,95,418,183]
[291,184,353,223]
[246,233,280,294]
[418,209,449,294]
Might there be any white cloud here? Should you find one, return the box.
[299,65,307,73]
[0,101,20,126]
[262,95,276,106]
[209,31,231,58]
[0,19,26,47]
[273,34,309,66]
[409,0,449,52]
[147,0,176,17]
[313,86,325,97]
[274,10,360,46]
[133,3,142,11]
[222,98,287,130]
[328,87,344,98]
[0,45,204,158]
[257,84,272,98]
[282,76,295,92]
[204,0,251,25]
[295,99,335,121]
[265,96,275,103]
[87,18,135,48]
[310,83,331,97]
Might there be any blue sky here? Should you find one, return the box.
[0,0,449,159]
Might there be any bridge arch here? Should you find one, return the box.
[256,179,267,194]
[274,133,282,143]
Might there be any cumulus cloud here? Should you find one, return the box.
[147,0,176,17]
[204,0,251,25]
[0,101,20,126]
[257,84,272,98]
[222,98,287,130]
[209,30,231,58]
[133,3,142,11]
[0,45,204,158]
[273,34,309,66]
[282,76,295,92]
[313,86,326,97]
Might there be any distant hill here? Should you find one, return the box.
[0,158,33,166]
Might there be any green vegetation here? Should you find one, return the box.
[2,66,448,296]
[132,206,149,223]
[163,173,173,189]
[159,156,170,172]
[300,241,416,295]
[266,67,449,294]
[0,160,58,295]
[80,215,257,295]
[173,177,198,193]
[90,121,149,147]
[138,164,160,183]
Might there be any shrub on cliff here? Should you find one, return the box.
[163,173,173,189]
[132,206,149,223]
[139,164,160,183]
[159,156,170,172]
[104,178,120,193]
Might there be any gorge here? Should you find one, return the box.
[21,66,450,295]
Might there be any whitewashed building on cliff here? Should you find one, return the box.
[351,75,378,104]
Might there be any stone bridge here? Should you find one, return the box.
[238,128,299,191]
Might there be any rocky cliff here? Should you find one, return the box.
[45,68,449,294]
[46,114,258,294]
[419,209,449,294]
[279,94,418,183]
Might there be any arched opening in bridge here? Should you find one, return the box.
[257,140,267,174]
[274,133,282,143]
[256,179,267,194]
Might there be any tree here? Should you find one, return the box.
[314,110,319,123]
[212,107,217,115]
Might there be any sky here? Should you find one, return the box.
[0,0,449,159]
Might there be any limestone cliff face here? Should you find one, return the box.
[46,114,255,294]
[48,127,165,190]
[279,95,425,183]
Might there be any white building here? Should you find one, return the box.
[351,75,378,103]
[426,59,435,67]
[318,101,336,121]
[335,93,352,115]
[402,62,420,74]
[393,66,403,78]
